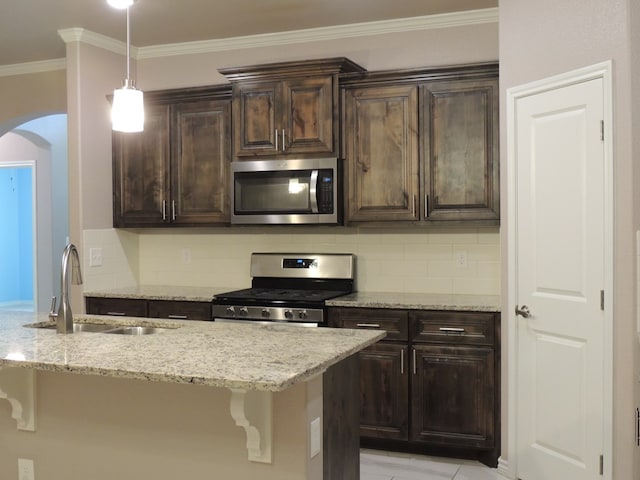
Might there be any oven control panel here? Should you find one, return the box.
[213,305,324,324]
[283,258,318,269]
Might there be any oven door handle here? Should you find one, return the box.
[309,169,319,213]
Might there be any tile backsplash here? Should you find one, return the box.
[83,227,500,295]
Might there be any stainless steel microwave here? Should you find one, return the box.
[231,158,341,225]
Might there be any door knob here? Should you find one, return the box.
[515,304,531,318]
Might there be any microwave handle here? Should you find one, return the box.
[310,169,319,213]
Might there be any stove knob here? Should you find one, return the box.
[284,310,293,320]
[261,309,271,318]
[298,310,308,320]
[239,307,249,317]
[225,306,236,316]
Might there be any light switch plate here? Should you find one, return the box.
[89,248,102,267]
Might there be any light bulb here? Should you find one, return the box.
[107,0,134,9]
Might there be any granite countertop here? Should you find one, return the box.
[0,311,384,392]
[84,285,234,302]
[326,292,501,312]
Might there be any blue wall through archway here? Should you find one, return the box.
[0,166,33,305]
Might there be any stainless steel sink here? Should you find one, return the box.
[27,323,166,334]
[32,323,118,333]
[102,326,166,335]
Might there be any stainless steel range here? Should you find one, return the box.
[212,253,355,327]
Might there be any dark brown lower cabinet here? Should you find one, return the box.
[411,345,494,449]
[328,306,500,467]
[85,297,212,321]
[359,343,409,440]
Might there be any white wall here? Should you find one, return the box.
[499,0,639,477]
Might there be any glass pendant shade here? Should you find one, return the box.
[111,83,144,132]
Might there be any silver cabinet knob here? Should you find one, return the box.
[515,305,531,318]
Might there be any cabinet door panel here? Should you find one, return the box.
[422,79,499,221]
[284,76,334,154]
[171,100,231,224]
[344,85,419,222]
[359,343,409,440]
[113,104,170,227]
[233,82,279,157]
[411,345,494,448]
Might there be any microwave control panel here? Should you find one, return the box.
[317,169,334,214]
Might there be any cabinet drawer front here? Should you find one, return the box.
[329,307,409,341]
[85,297,148,317]
[148,300,212,321]
[411,311,495,346]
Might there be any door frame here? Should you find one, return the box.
[505,61,614,480]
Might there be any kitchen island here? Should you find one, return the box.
[0,311,383,480]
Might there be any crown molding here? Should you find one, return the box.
[0,7,497,75]
[57,27,139,57]
[0,58,66,77]
[137,7,498,59]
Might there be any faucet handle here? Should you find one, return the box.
[49,296,57,317]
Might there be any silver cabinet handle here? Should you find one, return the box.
[515,305,531,318]
[172,200,176,221]
[412,349,417,375]
[106,311,126,316]
[439,327,466,334]
[275,129,279,151]
[400,349,405,374]
[168,314,188,319]
[282,129,286,151]
[356,323,380,328]
[162,200,167,221]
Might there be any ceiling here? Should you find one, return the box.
[0,0,497,66]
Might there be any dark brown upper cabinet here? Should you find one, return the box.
[421,77,499,222]
[343,84,420,222]
[113,86,231,228]
[219,58,365,159]
[341,63,499,225]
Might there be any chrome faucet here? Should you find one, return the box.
[49,243,83,334]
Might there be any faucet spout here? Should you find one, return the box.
[57,243,83,334]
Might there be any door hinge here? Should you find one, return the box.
[600,290,605,310]
[600,120,604,141]
[636,407,640,446]
[599,454,604,475]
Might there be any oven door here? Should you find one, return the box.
[231,158,339,225]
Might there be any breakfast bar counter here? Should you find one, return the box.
[0,311,383,480]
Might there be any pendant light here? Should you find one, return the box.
[109,0,144,132]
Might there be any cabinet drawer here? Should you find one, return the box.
[148,300,212,321]
[85,297,148,317]
[411,311,495,346]
[328,307,409,341]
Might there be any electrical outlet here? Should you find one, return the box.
[181,248,191,264]
[89,248,103,267]
[18,458,34,480]
[454,250,468,269]
[309,417,321,458]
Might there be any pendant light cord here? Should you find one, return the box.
[126,6,131,82]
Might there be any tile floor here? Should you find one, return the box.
[361,449,502,480]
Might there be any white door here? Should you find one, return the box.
[513,77,605,480]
